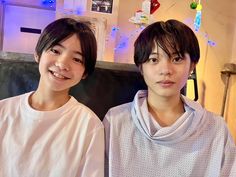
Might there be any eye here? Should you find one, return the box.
[73,58,84,64]
[147,57,159,64]
[50,48,60,55]
[172,56,184,63]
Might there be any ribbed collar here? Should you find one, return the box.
[20,92,78,121]
[131,90,205,144]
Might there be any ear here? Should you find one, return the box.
[138,65,143,75]
[82,73,88,79]
[189,62,196,75]
[34,53,39,63]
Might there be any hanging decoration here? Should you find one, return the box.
[151,0,160,14]
[184,18,216,47]
[107,0,214,55]
[129,0,160,25]
[190,1,198,9]
[190,0,202,31]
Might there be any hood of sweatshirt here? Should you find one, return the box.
[131,90,206,144]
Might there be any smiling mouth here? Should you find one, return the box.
[50,71,69,80]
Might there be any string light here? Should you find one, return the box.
[75,6,85,15]
[184,18,216,47]
[107,0,215,54]
[113,26,144,52]
[41,0,55,8]
[41,0,55,4]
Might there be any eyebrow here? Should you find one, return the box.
[171,51,181,55]
[55,43,83,56]
[150,52,158,55]
[151,51,180,55]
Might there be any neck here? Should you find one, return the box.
[147,93,185,127]
[29,89,70,111]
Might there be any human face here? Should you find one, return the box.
[36,34,85,93]
[141,43,195,99]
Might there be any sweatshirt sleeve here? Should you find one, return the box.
[103,113,111,177]
[77,124,105,177]
[220,127,236,176]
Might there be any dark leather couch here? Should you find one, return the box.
[0,56,198,120]
[0,58,147,120]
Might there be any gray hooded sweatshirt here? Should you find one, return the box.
[103,90,236,177]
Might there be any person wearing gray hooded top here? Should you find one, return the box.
[103,19,236,177]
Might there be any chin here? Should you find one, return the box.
[156,91,179,98]
[48,85,70,92]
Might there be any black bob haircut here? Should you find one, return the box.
[134,19,200,66]
[35,18,97,76]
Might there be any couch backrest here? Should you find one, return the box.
[0,58,198,120]
[0,59,147,120]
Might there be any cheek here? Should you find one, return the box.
[38,58,50,70]
[38,60,46,74]
[142,70,154,83]
[178,70,190,88]
[142,66,155,78]
[73,65,86,78]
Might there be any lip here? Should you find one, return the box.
[49,70,71,80]
[157,80,175,88]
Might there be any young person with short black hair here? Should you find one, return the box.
[0,18,104,177]
[104,19,236,177]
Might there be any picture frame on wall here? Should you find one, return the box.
[91,0,113,14]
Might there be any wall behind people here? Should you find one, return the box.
[0,0,55,52]
[56,0,120,62]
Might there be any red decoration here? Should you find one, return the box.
[151,0,160,14]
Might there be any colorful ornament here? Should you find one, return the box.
[142,0,151,15]
[196,4,202,11]
[190,2,198,9]
[129,0,160,25]
[191,0,202,31]
[194,10,201,31]
[151,0,160,14]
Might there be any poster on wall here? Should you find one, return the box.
[91,0,113,14]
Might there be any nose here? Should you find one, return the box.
[55,55,70,71]
[159,60,173,75]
